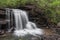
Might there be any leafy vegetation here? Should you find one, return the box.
[0,0,28,8]
[0,0,60,23]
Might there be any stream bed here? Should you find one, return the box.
[0,34,41,40]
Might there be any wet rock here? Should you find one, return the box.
[55,28,60,35]
[58,38,60,40]
[0,30,4,35]
[57,22,60,27]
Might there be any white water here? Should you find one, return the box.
[12,9,44,37]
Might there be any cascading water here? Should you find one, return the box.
[11,9,44,37]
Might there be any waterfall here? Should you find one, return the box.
[11,9,44,37]
[13,9,23,30]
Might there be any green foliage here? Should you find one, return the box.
[0,0,36,8]
[47,0,60,23]
[0,0,28,8]
[36,0,60,23]
[0,0,60,23]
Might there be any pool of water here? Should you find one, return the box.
[0,33,41,40]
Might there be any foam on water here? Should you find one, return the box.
[14,28,44,37]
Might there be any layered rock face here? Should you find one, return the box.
[0,9,7,35]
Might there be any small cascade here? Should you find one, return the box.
[13,10,23,30]
[7,9,44,37]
